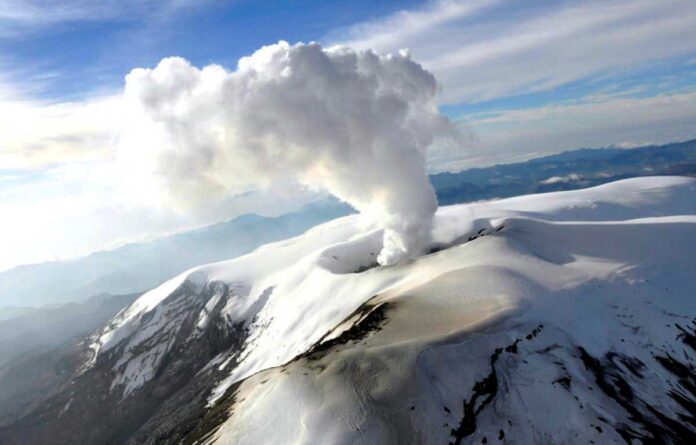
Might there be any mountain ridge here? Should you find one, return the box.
[1,176,693,444]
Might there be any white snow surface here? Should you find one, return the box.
[92,176,696,442]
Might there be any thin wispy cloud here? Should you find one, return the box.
[333,0,696,104]
[334,0,500,53]
[0,0,206,33]
[0,95,122,169]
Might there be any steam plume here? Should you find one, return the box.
[120,41,456,265]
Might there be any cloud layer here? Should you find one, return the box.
[120,41,456,265]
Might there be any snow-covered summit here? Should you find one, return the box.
[201,176,695,444]
[92,177,695,396]
[7,176,694,445]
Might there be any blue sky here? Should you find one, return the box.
[3,0,423,100]
[1,0,696,271]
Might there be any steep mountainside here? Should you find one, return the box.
[0,293,139,425]
[1,177,694,444]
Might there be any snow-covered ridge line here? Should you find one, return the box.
[89,176,696,401]
[204,178,695,444]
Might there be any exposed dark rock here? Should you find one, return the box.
[553,376,572,390]
[355,262,381,273]
[578,346,696,444]
[675,321,696,352]
[449,325,544,445]
[299,299,391,361]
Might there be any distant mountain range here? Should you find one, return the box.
[0,293,138,370]
[1,138,694,310]
[0,202,351,308]
[432,138,696,204]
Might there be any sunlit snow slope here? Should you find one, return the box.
[93,176,696,444]
[3,176,694,445]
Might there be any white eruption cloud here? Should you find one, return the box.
[120,41,457,265]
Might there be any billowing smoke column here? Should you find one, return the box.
[121,41,456,265]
